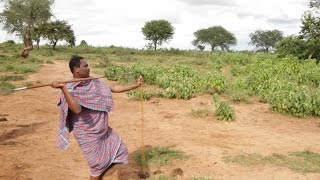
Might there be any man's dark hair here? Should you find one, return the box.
[69,55,84,73]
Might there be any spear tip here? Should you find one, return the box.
[13,87,27,91]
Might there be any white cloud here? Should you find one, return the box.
[0,0,310,50]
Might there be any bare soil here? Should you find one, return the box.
[1,60,320,180]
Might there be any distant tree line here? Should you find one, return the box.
[1,0,320,63]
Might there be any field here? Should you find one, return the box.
[0,44,320,179]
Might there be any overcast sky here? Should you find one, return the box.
[0,0,310,50]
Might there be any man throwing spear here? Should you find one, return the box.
[51,55,143,180]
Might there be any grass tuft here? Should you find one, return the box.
[224,150,320,173]
[134,146,186,166]
[0,82,15,95]
[191,108,210,118]
[0,75,24,81]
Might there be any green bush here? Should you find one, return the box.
[216,101,236,121]
[126,89,153,101]
[212,94,236,121]
[275,36,309,60]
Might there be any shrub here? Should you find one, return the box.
[212,94,236,121]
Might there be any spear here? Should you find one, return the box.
[13,76,105,91]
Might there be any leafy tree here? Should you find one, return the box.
[142,19,174,51]
[310,0,320,8]
[42,20,75,50]
[275,36,309,59]
[0,0,54,58]
[192,26,237,51]
[300,0,320,59]
[67,33,76,47]
[197,45,205,51]
[249,29,283,52]
[1,40,15,45]
[32,24,47,50]
[79,40,88,46]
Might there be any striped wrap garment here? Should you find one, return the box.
[57,79,128,176]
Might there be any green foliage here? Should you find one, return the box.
[232,57,320,117]
[128,64,164,85]
[197,45,205,51]
[249,29,283,52]
[79,40,88,46]
[275,36,309,59]
[0,54,41,74]
[93,56,110,68]
[104,64,127,81]
[0,59,40,98]
[156,64,199,99]
[1,40,15,46]
[0,81,14,95]
[192,26,237,51]
[310,0,320,8]
[212,94,236,121]
[191,108,210,118]
[142,19,175,51]
[201,71,227,94]
[1,43,319,119]
[41,20,76,49]
[288,150,320,173]
[0,0,54,45]
[33,23,47,49]
[269,86,314,117]
[300,1,320,60]
[6,62,39,74]
[0,75,24,81]
[126,89,154,101]
[104,63,227,99]
[215,101,236,121]
[224,150,320,173]
[230,91,250,103]
[134,146,186,166]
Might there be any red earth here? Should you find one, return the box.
[1,60,320,179]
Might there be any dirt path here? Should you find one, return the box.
[0,60,320,180]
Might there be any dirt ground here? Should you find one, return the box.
[1,60,320,180]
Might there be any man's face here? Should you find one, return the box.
[76,59,90,78]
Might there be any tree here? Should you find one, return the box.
[32,24,47,50]
[275,35,309,59]
[79,40,88,46]
[192,26,237,51]
[249,29,283,52]
[310,0,320,8]
[197,45,205,51]
[42,20,75,50]
[300,0,320,59]
[0,0,54,58]
[142,19,174,51]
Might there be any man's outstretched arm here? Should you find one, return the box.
[110,76,144,93]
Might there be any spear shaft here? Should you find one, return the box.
[13,76,104,91]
